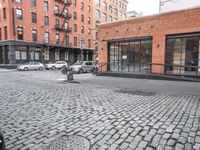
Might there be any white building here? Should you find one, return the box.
[160,0,200,13]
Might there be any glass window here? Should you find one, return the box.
[15,51,20,60]
[0,28,1,41]
[81,2,84,11]
[96,9,100,18]
[44,32,49,43]
[4,26,7,40]
[74,24,77,32]
[74,37,77,46]
[44,16,49,26]
[165,36,200,75]
[44,1,48,11]
[31,0,36,7]
[17,26,23,40]
[31,12,37,23]
[32,29,37,42]
[16,0,22,2]
[3,8,6,19]
[16,9,22,20]
[73,12,77,20]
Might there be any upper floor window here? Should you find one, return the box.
[109,5,112,13]
[81,15,84,22]
[102,2,107,11]
[44,1,48,11]
[31,12,37,23]
[32,29,37,42]
[16,0,22,3]
[0,28,2,41]
[73,12,77,20]
[3,8,6,20]
[81,2,84,11]
[88,17,91,24]
[44,16,49,26]
[88,6,91,13]
[17,26,23,40]
[31,0,36,7]
[96,0,100,7]
[73,0,77,6]
[95,9,100,18]
[4,26,8,40]
[16,9,23,20]
[45,32,49,43]
[81,26,84,33]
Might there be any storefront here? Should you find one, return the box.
[98,7,200,77]
[108,37,152,74]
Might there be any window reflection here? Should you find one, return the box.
[109,39,152,74]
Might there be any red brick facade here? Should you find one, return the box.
[98,7,200,74]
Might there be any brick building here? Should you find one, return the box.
[0,0,94,65]
[98,7,200,77]
[94,0,128,59]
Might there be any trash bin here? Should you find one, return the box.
[0,131,6,150]
[66,68,73,81]
[61,67,73,81]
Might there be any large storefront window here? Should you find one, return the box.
[165,35,200,76]
[109,38,152,74]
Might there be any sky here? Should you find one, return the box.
[127,0,160,16]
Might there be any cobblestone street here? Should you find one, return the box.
[0,70,200,150]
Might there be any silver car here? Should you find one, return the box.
[17,62,44,71]
[69,61,96,73]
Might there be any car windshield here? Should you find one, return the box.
[74,62,84,65]
[24,62,30,65]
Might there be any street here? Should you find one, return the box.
[0,70,200,150]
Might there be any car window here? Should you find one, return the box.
[86,62,93,65]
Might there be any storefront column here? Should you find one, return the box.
[27,46,31,62]
[152,34,165,74]
[8,45,16,64]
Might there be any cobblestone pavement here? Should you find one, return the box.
[0,70,200,150]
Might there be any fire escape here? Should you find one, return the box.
[54,0,72,46]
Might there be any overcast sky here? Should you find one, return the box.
[127,0,160,16]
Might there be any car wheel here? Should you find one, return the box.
[79,69,83,74]
[39,67,43,70]
[51,66,56,70]
[46,68,49,70]
[24,67,28,71]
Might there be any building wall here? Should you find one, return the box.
[98,7,200,73]
[0,0,94,49]
[160,0,200,13]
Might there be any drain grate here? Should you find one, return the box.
[115,89,156,96]
[45,135,90,150]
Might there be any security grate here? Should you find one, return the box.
[45,135,90,150]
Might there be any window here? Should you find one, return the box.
[45,32,49,43]
[31,12,37,23]
[96,0,100,7]
[66,35,69,45]
[102,2,107,11]
[74,37,77,46]
[73,0,77,6]
[64,22,68,29]
[109,16,113,22]
[44,16,49,26]
[4,26,7,40]
[88,17,91,24]
[73,12,77,20]
[96,9,100,18]
[95,21,100,28]
[17,27,23,40]
[102,13,107,21]
[55,5,59,13]
[44,1,48,11]
[0,28,1,41]
[81,2,84,11]
[16,0,22,2]
[15,51,20,60]
[88,28,91,35]
[56,32,60,44]
[3,8,6,20]
[81,15,84,22]
[88,6,90,13]
[81,26,84,33]
[16,9,22,20]
[74,24,77,32]
[31,0,36,7]
[114,8,118,16]
[32,29,37,41]
[109,5,113,13]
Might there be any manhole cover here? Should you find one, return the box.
[115,90,156,96]
[45,135,90,150]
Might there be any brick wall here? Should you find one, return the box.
[98,7,200,73]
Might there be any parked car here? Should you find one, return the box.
[17,62,44,71]
[69,61,96,73]
[45,61,68,70]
